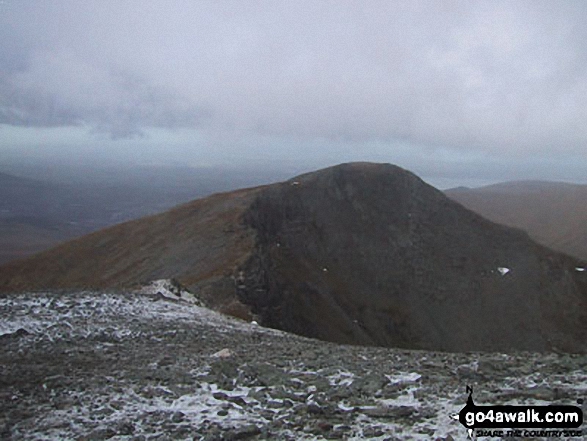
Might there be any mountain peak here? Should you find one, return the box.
[1,163,586,352]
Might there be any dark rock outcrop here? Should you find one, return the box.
[237,163,587,352]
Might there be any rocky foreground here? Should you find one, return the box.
[1,289,586,440]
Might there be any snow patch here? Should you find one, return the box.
[378,385,421,408]
[497,267,510,276]
[211,348,233,358]
[386,372,422,383]
[139,279,204,305]
[327,370,355,387]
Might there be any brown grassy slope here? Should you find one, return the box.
[0,187,263,310]
[445,181,587,261]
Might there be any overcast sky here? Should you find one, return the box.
[1,0,587,188]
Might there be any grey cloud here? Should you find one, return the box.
[0,48,209,138]
[1,0,587,153]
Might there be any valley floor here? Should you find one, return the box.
[0,291,585,440]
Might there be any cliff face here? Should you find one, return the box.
[238,163,587,352]
[1,162,586,352]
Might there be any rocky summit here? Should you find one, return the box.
[1,162,586,353]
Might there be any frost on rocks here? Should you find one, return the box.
[0,290,273,340]
[139,279,204,306]
[1,291,586,440]
[386,372,422,384]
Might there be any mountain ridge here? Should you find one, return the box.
[1,162,586,353]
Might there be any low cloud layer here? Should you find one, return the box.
[1,0,587,162]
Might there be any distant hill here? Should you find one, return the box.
[0,166,286,264]
[1,163,586,353]
[445,181,587,261]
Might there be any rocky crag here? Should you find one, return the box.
[1,163,586,352]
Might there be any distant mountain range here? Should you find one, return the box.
[1,163,586,353]
[445,181,587,261]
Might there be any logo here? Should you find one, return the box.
[451,386,584,438]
